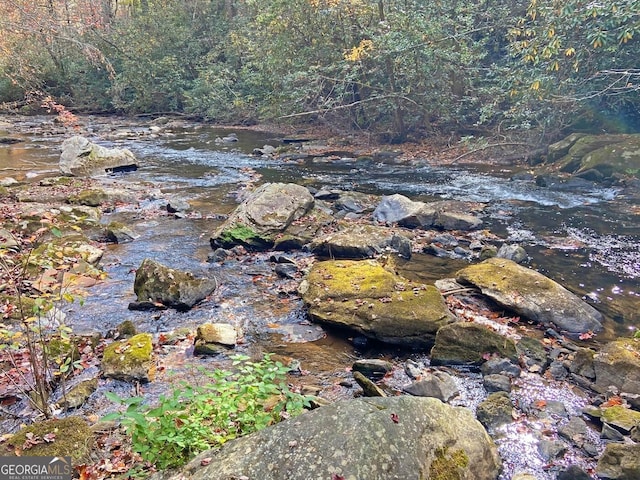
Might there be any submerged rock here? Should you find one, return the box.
[177,397,501,480]
[132,258,217,310]
[210,182,314,250]
[455,258,603,335]
[59,135,137,177]
[300,259,454,347]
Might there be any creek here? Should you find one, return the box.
[1,115,639,479]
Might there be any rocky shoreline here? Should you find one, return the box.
[1,115,640,479]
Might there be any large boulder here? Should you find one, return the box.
[210,183,314,250]
[547,133,640,182]
[455,258,603,335]
[59,135,137,177]
[593,339,640,395]
[132,258,217,311]
[300,259,454,347]
[177,397,501,480]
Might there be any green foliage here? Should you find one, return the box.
[104,354,311,469]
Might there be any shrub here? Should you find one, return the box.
[104,354,311,469]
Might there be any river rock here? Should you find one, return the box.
[600,405,640,435]
[430,322,518,365]
[102,333,154,382]
[403,370,460,402]
[373,193,437,228]
[476,391,514,430]
[308,224,411,259]
[497,244,528,263]
[352,371,387,397]
[593,339,640,395]
[596,443,640,479]
[132,258,217,310]
[176,396,501,480]
[549,133,640,182]
[210,182,314,250]
[352,358,393,379]
[57,378,99,410]
[59,135,137,177]
[455,258,603,335]
[194,323,239,355]
[300,259,454,347]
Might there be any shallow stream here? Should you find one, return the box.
[2,115,639,479]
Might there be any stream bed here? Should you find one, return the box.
[1,115,639,479]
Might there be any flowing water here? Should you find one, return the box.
[2,116,639,478]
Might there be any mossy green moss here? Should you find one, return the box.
[213,223,271,249]
[103,333,152,365]
[428,447,469,480]
[7,416,93,462]
[601,405,640,431]
[305,260,397,299]
[457,257,555,297]
[102,333,154,382]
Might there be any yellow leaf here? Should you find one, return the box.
[565,47,575,56]
[531,80,540,91]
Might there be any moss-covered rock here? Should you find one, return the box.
[456,258,603,335]
[594,339,640,395]
[596,442,640,480]
[210,183,314,250]
[58,378,99,410]
[601,405,640,434]
[430,322,518,365]
[102,333,154,382]
[5,416,93,462]
[548,133,640,181]
[133,258,217,310]
[301,259,454,347]
[68,189,109,207]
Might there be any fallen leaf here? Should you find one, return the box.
[391,413,399,423]
[200,457,212,466]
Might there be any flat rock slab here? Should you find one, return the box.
[455,258,603,335]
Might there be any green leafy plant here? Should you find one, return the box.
[104,354,312,469]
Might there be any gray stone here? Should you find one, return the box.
[481,357,521,378]
[132,258,217,311]
[483,374,512,393]
[476,391,513,431]
[59,135,137,177]
[352,359,393,379]
[403,371,460,402]
[211,183,314,250]
[352,371,387,397]
[175,397,501,480]
[497,244,528,263]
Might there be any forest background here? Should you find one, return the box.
[0,0,639,144]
